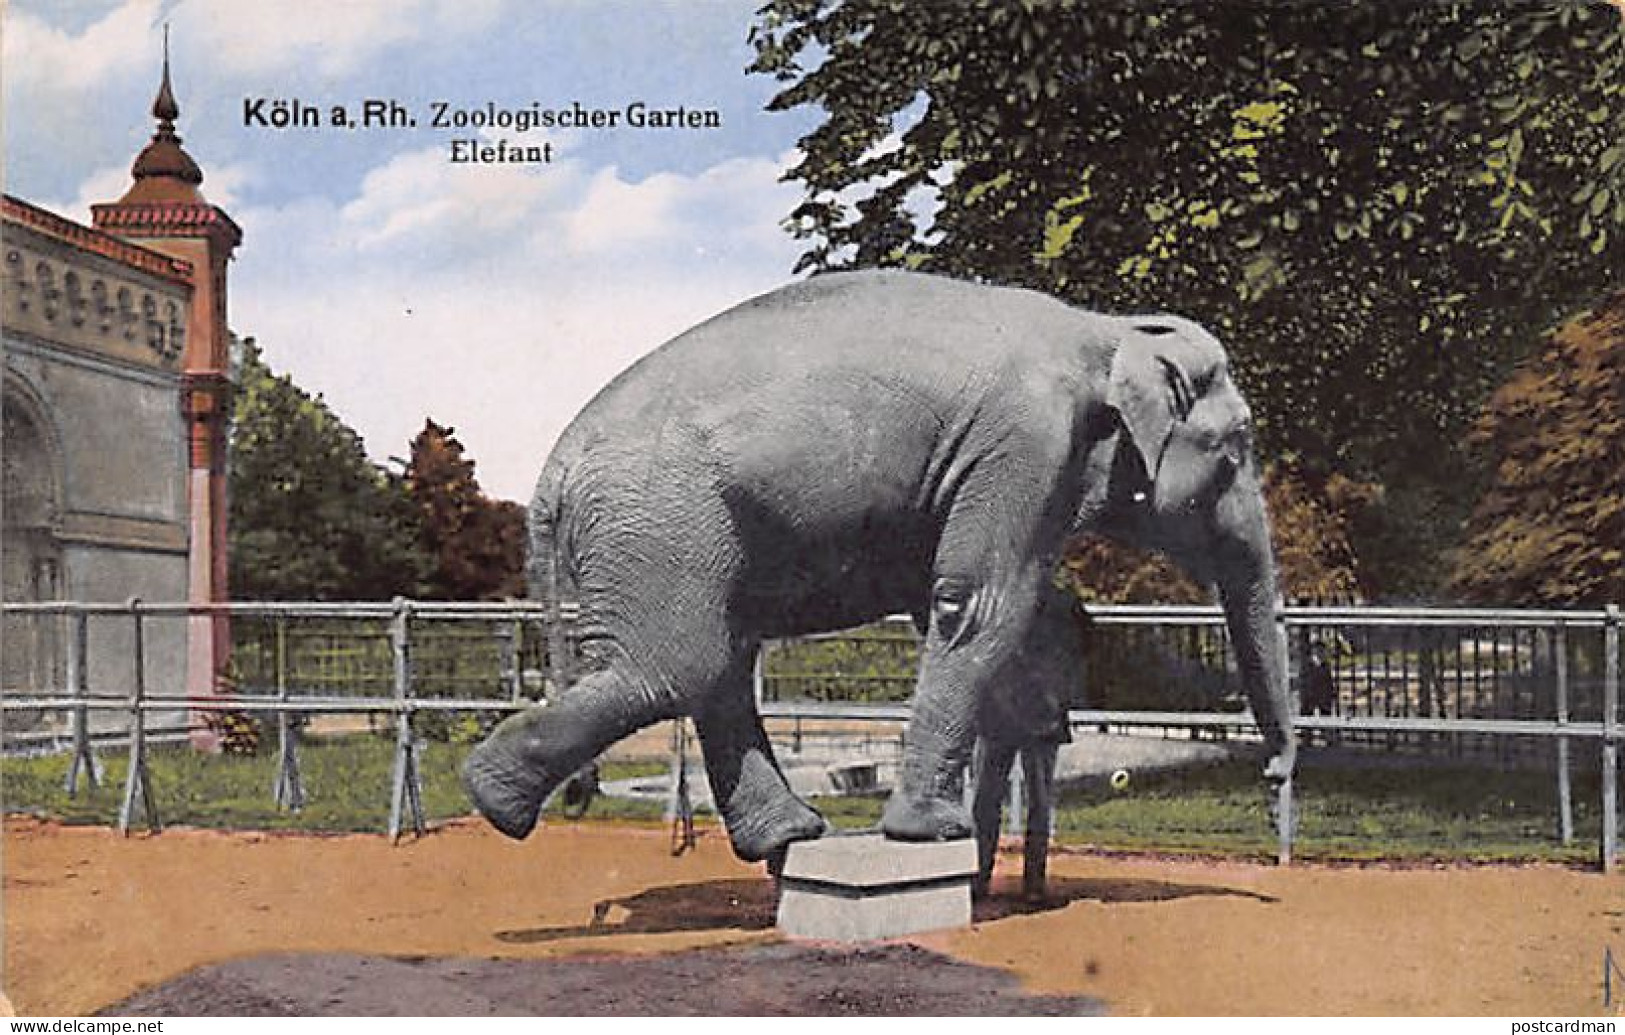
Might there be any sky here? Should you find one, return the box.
[3,0,824,501]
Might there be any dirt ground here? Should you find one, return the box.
[3,815,1621,1016]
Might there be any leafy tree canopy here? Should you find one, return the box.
[1450,290,1625,606]
[1062,461,1367,604]
[228,339,430,600]
[751,0,1624,596]
[405,419,526,601]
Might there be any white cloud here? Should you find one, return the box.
[52,158,253,221]
[562,154,798,262]
[340,144,572,252]
[171,0,507,79]
[565,166,683,251]
[216,141,804,501]
[2,0,162,99]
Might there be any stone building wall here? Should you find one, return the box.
[3,197,193,737]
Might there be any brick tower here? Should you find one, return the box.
[91,39,241,734]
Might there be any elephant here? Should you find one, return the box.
[972,738,1062,901]
[462,269,1296,866]
[965,585,1082,901]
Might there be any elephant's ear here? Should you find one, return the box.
[1107,323,1198,480]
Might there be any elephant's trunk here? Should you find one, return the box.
[881,660,977,841]
[1211,471,1297,787]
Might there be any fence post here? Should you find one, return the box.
[272,614,305,811]
[387,598,425,841]
[1554,621,1573,846]
[1005,751,1025,838]
[508,618,524,703]
[666,717,695,856]
[117,598,159,835]
[1603,604,1619,874]
[63,610,97,795]
[752,648,765,710]
[1276,602,1295,866]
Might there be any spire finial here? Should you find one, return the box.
[122,23,203,194]
[153,22,180,125]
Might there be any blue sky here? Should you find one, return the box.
[4,0,824,500]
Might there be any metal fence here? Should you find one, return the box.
[1,598,1619,869]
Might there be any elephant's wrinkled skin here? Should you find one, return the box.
[463,270,1296,864]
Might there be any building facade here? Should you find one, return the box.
[2,53,238,741]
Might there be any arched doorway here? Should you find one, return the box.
[2,383,64,713]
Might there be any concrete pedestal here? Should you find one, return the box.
[776,834,977,942]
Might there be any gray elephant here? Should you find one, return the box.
[463,269,1296,865]
[965,584,1081,900]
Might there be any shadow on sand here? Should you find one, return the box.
[494,872,1275,944]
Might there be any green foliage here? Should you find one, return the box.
[1451,290,1625,605]
[751,0,1625,597]
[229,340,431,600]
[3,747,1593,863]
[201,710,263,755]
[405,419,527,601]
[0,739,666,833]
[762,624,919,702]
[1063,461,1368,604]
[1047,757,1601,863]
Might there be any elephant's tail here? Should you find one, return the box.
[528,489,572,696]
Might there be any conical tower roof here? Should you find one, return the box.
[116,30,206,204]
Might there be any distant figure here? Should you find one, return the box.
[1300,638,1337,745]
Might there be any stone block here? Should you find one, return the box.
[776,833,977,942]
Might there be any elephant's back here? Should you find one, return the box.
[564,270,1087,436]
[532,269,1101,575]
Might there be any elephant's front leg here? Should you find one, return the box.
[1018,742,1060,901]
[692,660,828,864]
[882,565,1046,842]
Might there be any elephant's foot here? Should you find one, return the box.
[461,731,572,840]
[726,792,828,864]
[880,792,973,842]
[1021,872,1049,904]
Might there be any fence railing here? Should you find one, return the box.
[1,598,1619,870]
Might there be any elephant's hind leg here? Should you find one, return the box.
[692,663,827,863]
[971,739,1018,896]
[463,663,674,839]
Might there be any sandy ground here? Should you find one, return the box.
[3,815,1621,1016]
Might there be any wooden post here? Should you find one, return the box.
[117,599,159,835]
[63,610,97,795]
[752,648,766,710]
[508,618,524,703]
[1276,603,1295,866]
[1603,605,1619,873]
[1005,750,1025,838]
[666,718,695,855]
[387,598,424,841]
[272,615,304,811]
[1555,622,1573,845]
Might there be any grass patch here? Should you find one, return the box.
[1,740,1602,865]
[0,736,666,833]
[1048,758,1602,865]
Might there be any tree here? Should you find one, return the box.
[1062,461,1366,604]
[404,420,526,601]
[750,0,1625,597]
[228,339,430,600]
[1450,289,1625,606]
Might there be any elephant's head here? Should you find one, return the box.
[1096,318,1254,557]
[1096,317,1296,785]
